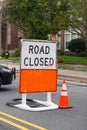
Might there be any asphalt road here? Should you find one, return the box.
[0,76,87,130]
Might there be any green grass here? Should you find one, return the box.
[0,56,87,65]
[58,55,87,64]
[0,57,20,61]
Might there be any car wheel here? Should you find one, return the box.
[0,77,2,87]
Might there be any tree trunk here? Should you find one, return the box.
[85,40,87,58]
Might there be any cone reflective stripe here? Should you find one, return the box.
[61,90,68,96]
[59,80,73,109]
[62,80,67,89]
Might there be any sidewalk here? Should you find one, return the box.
[58,69,87,85]
[0,60,87,85]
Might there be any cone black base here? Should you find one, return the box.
[59,106,73,109]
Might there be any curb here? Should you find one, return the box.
[59,75,87,84]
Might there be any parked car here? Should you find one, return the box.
[0,65,13,87]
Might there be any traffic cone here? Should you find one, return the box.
[59,80,73,109]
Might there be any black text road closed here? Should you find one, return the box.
[21,40,57,69]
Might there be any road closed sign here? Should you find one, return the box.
[21,40,56,69]
[19,39,58,93]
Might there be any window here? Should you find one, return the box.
[72,33,77,39]
[66,34,71,48]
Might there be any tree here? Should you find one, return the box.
[3,0,70,39]
[4,0,87,56]
[56,0,87,56]
[68,0,87,54]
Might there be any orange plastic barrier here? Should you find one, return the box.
[19,69,58,93]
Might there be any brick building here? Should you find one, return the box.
[0,0,21,52]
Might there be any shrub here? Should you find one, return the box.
[58,56,63,63]
[1,50,10,58]
[79,51,86,57]
[58,49,64,55]
[68,38,86,54]
[14,47,21,57]
[63,50,72,56]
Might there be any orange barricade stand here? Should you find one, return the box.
[7,39,58,111]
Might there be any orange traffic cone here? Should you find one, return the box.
[59,80,73,109]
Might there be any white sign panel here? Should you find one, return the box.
[21,40,57,69]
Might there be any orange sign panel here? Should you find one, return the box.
[19,69,57,93]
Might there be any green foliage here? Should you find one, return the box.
[1,50,10,58]
[58,49,64,55]
[4,0,70,39]
[68,0,87,44]
[68,38,86,53]
[58,56,63,63]
[79,51,86,57]
[14,47,21,57]
[4,0,87,54]
[1,51,5,57]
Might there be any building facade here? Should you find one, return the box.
[49,30,80,51]
[60,30,80,51]
[0,0,21,52]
